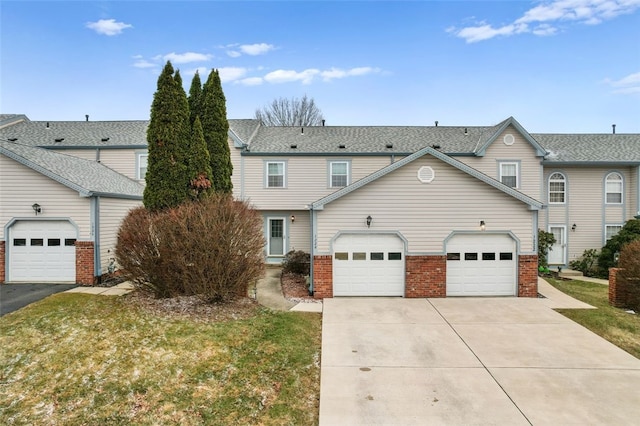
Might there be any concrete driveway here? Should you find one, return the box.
[319,296,640,425]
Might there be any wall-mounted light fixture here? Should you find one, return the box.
[290,215,295,223]
[480,220,486,231]
[571,223,577,232]
[366,215,372,228]
[32,203,41,216]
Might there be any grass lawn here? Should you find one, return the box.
[0,293,322,425]
[546,278,640,359]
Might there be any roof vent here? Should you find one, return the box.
[612,124,616,134]
[386,143,393,149]
[46,122,50,129]
[435,121,438,127]
[290,144,297,149]
[7,138,17,142]
[101,137,110,142]
[54,138,64,142]
[338,144,346,149]
[301,127,304,135]
[322,119,326,127]
[85,115,89,122]
[432,144,441,149]
[464,128,468,135]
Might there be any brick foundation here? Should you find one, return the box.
[313,255,333,299]
[405,255,446,297]
[518,254,538,297]
[75,241,95,286]
[0,240,5,283]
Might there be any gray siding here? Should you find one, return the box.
[98,197,142,273]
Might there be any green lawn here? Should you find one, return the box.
[0,293,321,425]
[546,278,640,359]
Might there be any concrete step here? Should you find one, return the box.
[558,269,584,279]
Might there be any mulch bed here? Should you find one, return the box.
[281,272,319,303]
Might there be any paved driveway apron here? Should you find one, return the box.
[319,297,640,425]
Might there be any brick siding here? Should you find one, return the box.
[518,254,538,297]
[75,241,95,285]
[405,255,446,297]
[313,255,333,299]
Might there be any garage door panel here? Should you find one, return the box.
[9,221,76,282]
[446,234,516,297]
[333,234,405,297]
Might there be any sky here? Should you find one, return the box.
[1,0,639,133]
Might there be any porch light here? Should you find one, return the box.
[32,203,41,215]
[290,215,295,223]
[480,220,486,231]
[366,215,372,228]
[571,224,577,232]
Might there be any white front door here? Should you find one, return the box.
[548,226,566,265]
[268,218,285,256]
[8,220,77,282]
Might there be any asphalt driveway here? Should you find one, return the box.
[0,283,77,316]
[319,295,640,425]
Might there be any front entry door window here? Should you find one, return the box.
[548,226,566,265]
[269,218,284,256]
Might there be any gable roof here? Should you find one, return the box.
[311,144,544,211]
[0,141,144,199]
[474,116,547,157]
[534,133,640,164]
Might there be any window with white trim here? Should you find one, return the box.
[499,162,518,188]
[136,152,148,180]
[605,172,623,204]
[606,224,623,241]
[548,172,566,204]
[330,161,349,187]
[266,161,285,188]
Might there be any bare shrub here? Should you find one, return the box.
[618,239,640,311]
[116,195,265,302]
[282,250,310,275]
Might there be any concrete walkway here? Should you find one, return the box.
[255,267,323,313]
[320,286,640,424]
[65,281,135,296]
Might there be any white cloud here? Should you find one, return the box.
[218,67,248,82]
[86,19,132,36]
[163,52,213,64]
[238,77,264,86]
[264,69,320,85]
[320,67,381,81]
[133,59,156,69]
[451,0,640,43]
[227,50,242,58]
[239,43,275,55]
[604,71,640,94]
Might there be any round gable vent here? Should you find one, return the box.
[503,134,515,146]
[417,166,435,183]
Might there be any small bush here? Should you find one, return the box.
[618,240,640,311]
[569,249,599,277]
[598,219,640,276]
[116,194,265,302]
[282,250,310,275]
[538,229,556,270]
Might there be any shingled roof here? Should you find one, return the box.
[0,140,144,198]
[534,133,640,163]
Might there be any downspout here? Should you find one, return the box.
[92,196,102,280]
[636,165,640,219]
[308,204,314,295]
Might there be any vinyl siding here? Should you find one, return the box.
[52,148,142,180]
[0,155,91,239]
[545,166,636,264]
[98,197,142,273]
[315,155,535,254]
[230,143,242,196]
[261,210,311,260]
[242,155,393,209]
[459,126,542,201]
[52,149,97,161]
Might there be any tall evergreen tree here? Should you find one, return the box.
[143,61,193,211]
[188,116,213,200]
[201,69,233,193]
[188,70,203,126]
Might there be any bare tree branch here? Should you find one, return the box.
[255,94,325,126]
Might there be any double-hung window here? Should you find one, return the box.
[548,172,566,204]
[266,161,286,188]
[329,161,350,187]
[499,162,519,188]
[605,225,623,241]
[605,172,623,204]
[136,152,148,180]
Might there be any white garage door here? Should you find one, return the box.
[446,234,516,296]
[8,220,77,282]
[333,234,405,296]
